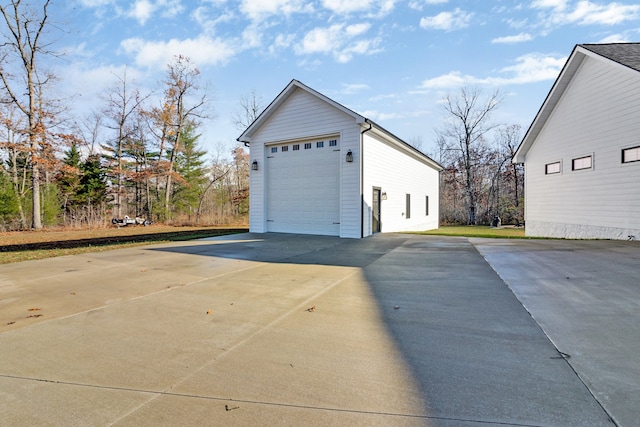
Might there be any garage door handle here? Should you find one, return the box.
[267,220,274,222]
[333,222,340,224]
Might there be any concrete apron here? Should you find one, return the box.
[0,233,613,426]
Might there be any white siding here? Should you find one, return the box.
[524,56,640,239]
[362,132,440,236]
[249,87,362,238]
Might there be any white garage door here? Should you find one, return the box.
[266,138,340,236]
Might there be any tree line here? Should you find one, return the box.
[0,1,250,231]
[0,1,524,232]
[434,88,524,226]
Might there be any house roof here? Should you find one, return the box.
[513,43,640,163]
[237,79,442,171]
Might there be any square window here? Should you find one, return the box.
[293,144,300,151]
[281,146,288,152]
[304,143,312,149]
[622,146,640,163]
[572,155,592,171]
[271,147,278,153]
[316,141,324,148]
[545,161,561,174]
[329,139,337,147]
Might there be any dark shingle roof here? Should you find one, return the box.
[580,43,640,72]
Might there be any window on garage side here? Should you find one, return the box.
[545,161,561,175]
[425,196,429,216]
[281,146,288,152]
[622,146,640,163]
[329,139,337,147]
[406,194,411,219]
[293,144,300,151]
[572,155,592,171]
[316,141,324,148]
[271,147,278,153]
[304,143,312,149]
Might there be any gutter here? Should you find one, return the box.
[360,120,373,238]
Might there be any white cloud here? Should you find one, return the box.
[157,0,184,18]
[420,8,473,31]
[568,1,640,25]
[500,53,567,84]
[341,83,370,94]
[597,33,630,43]
[418,53,566,89]
[120,35,238,68]
[124,0,184,25]
[321,0,395,16]
[128,0,154,25]
[409,0,448,10]
[77,0,115,6]
[239,0,313,21]
[295,23,381,63]
[492,33,533,44]
[531,0,568,10]
[297,25,340,54]
[193,7,235,33]
[532,0,640,27]
[345,23,371,36]
[268,33,296,54]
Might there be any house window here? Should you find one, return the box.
[406,194,411,219]
[304,143,312,149]
[271,147,278,153]
[281,146,288,152]
[622,146,640,163]
[292,144,300,151]
[425,196,429,216]
[316,141,324,148]
[572,155,592,171]
[545,161,561,175]
[329,139,337,147]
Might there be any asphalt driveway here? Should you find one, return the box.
[0,233,635,426]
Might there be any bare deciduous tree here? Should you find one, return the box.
[161,55,208,219]
[437,87,502,225]
[0,0,56,229]
[102,69,150,218]
[232,90,263,132]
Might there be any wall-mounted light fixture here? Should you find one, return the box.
[346,150,353,163]
[252,160,258,171]
[381,192,387,200]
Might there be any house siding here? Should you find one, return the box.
[362,132,439,236]
[524,55,640,239]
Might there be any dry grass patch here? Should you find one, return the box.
[0,225,248,264]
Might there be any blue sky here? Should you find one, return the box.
[53,0,640,158]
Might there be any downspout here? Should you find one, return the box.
[360,120,373,238]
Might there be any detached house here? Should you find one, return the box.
[514,43,640,240]
[237,80,442,238]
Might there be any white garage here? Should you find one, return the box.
[237,80,442,239]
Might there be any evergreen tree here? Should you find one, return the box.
[0,172,20,230]
[79,154,107,207]
[58,143,83,214]
[172,125,207,218]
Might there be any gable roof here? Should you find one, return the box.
[237,79,365,144]
[237,79,442,171]
[513,43,640,163]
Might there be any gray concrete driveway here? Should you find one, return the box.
[0,233,633,426]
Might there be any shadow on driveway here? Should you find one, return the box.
[148,233,616,426]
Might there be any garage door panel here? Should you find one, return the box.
[266,140,340,236]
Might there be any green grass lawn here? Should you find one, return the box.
[418,225,527,239]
